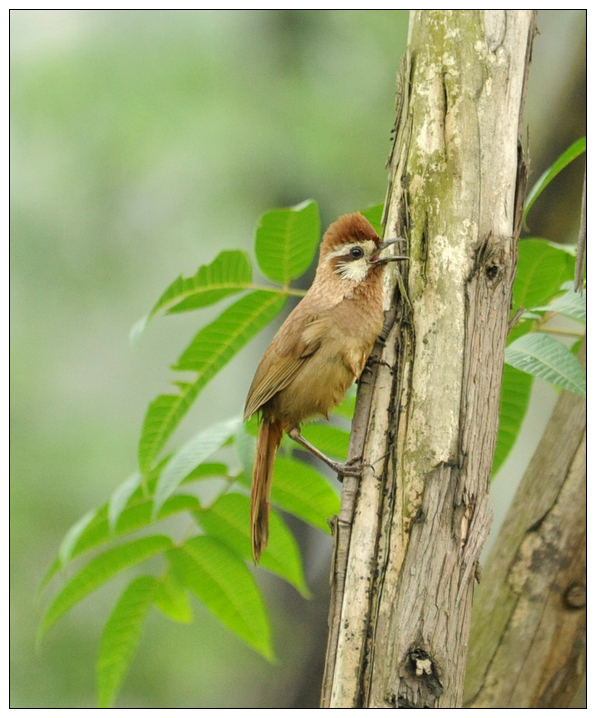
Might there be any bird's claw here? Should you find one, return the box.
[332,456,373,481]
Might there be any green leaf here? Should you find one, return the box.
[58,509,97,566]
[300,424,350,460]
[243,413,259,437]
[97,576,158,708]
[505,333,586,397]
[532,289,586,323]
[39,558,61,595]
[39,536,172,640]
[169,536,274,660]
[65,495,200,566]
[40,509,97,591]
[506,316,534,347]
[359,203,384,236]
[197,493,310,598]
[130,252,254,346]
[492,365,533,476]
[41,465,225,590]
[181,461,230,486]
[513,239,575,313]
[39,460,175,591]
[153,570,193,624]
[138,291,286,472]
[172,289,286,375]
[524,137,586,224]
[269,457,340,533]
[129,314,150,349]
[158,250,253,316]
[173,289,286,372]
[126,455,172,499]
[255,200,320,285]
[153,417,242,517]
[108,472,142,532]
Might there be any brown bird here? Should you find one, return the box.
[244,212,405,562]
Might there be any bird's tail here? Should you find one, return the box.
[251,418,283,563]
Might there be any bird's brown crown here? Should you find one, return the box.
[320,212,381,258]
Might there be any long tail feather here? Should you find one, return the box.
[250,419,283,562]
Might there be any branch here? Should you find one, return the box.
[464,342,586,707]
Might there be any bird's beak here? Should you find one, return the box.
[370,237,408,264]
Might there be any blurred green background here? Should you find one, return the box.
[10,10,586,708]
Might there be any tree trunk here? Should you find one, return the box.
[464,345,586,708]
[321,10,536,708]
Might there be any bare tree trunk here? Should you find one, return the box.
[321,10,536,708]
[464,345,586,708]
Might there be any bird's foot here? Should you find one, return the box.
[331,456,373,481]
[287,429,371,481]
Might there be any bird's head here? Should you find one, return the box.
[318,212,406,283]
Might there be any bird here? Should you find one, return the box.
[244,212,406,562]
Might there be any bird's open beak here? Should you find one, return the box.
[370,237,408,264]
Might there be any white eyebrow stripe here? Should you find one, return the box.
[326,240,375,259]
[327,242,364,259]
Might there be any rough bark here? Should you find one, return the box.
[463,345,586,708]
[321,10,536,708]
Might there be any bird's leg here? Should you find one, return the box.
[287,427,367,480]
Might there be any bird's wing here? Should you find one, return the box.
[243,317,327,420]
[244,354,304,419]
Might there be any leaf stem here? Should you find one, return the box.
[249,283,307,298]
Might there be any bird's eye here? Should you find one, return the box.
[349,246,364,259]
